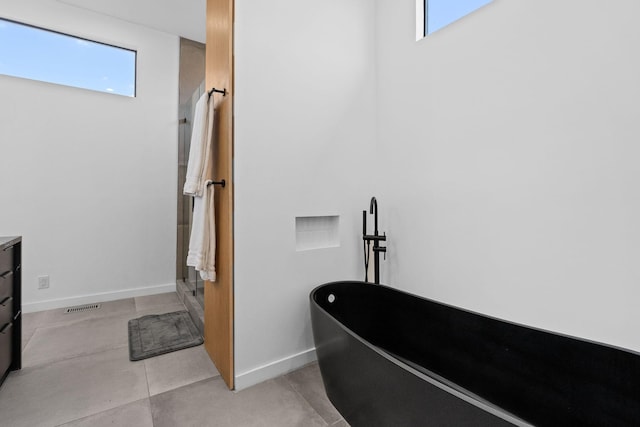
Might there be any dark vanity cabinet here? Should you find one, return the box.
[0,236,21,387]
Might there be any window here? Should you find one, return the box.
[417,0,493,40]
[0,18,136,97]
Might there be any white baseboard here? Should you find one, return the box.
[21,282,177,313]
[234,348,318,391]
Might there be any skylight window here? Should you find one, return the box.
[0,18,136,97]
[417,0,493,40]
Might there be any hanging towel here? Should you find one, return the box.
[183,93,215,196]
[186,181,217,282]
[199,181,217,281]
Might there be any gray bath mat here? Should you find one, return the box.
[128,310,203,361]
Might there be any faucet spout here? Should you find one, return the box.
[369,197,378,235]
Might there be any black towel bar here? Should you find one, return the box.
[208,87,227,98]
[208,180,226,188]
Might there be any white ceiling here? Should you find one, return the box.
[58,0,206,43]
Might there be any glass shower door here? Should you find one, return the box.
[178,81,206,308]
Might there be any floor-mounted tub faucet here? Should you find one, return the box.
[362,197,386,284]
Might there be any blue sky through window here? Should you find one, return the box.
[427,0,493,35]
[0,18,136,97]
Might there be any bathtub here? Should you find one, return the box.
[310,281,640,427]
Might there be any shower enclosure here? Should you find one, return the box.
[177,38,206,310]
[178,81,206,306]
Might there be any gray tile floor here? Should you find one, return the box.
[0,293,348,427]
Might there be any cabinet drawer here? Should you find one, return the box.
[0,297,12,327]
[0,245,13,275]
[0,322,12,379]
[0,270,13,301]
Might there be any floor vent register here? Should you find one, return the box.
[63,303,102,314]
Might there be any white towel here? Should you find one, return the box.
[186,181,217,282]
[199,181,216,281]
[183,93,215,196]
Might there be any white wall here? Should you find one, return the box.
[234,0,377,388]
[0,0,179,312]
[59,0,206,43]
[376,0,640,351]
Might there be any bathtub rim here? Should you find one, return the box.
[312,280,640,357]
[311,280,640,427]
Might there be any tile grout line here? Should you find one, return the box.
[21,328,37,353]
[50,397,153,427]
[143,359,153,403]
[283,368,350,427]
[282,374,332,426]
[21,343,131,371]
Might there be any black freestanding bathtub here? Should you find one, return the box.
[310,281,640,427]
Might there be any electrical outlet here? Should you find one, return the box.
[38,275,50,289]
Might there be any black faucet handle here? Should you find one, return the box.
[373,245,387,260]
